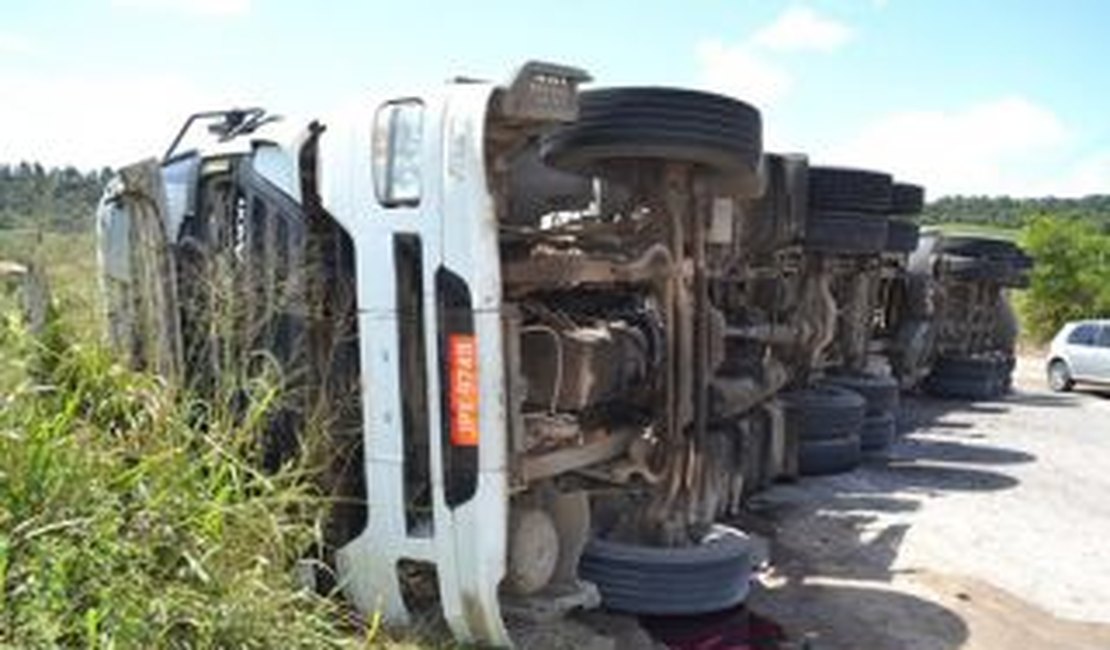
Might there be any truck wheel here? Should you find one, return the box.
[937,236,1022,259]
[578,524,753,615]
[541,87,763,196]
[798,435,862,476]
[824,371,899,415]
[803,211,889,254]
[779,384,866,442]
[860,411,896,452]
[891,182,925,215]
[1047,359,1074,392]
[885,219,921,253]
[924,374,1001,400]
[943,254,1012,281]
[808,166,893,214]
[931,355,1005,379]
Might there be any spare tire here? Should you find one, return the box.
[891,182,925,215]
[579,524,753,615]
[803,211,889,254]
[542,87,763,196]
[808,167,893,214]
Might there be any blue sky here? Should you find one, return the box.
[1,0,1107,197]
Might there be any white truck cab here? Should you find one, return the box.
[98,61,780,646]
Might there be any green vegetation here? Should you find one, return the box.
[0,163,109,232]
[925,222,1020,241]
[0,164,447,649]
[0,313,369,647]
[922,195,1110,230]
[1017,215,1110,343]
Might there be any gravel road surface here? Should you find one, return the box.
[747,355,1110,649]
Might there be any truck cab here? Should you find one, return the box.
[98,61,811,645]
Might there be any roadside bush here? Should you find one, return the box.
[1018,215,1110,343]
[0,318,361,648]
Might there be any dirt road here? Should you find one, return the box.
[747,356,1110,649]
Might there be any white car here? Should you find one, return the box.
[1047,320,1110,391]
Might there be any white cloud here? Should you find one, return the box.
[824,97,1070,196]
[751,6,854,52]
[695,39,793,107]
[110,0,251,17]
[0,73,250,169]
[0,32,36,56]
[1043,150,1110,197]
[696,6,852,108]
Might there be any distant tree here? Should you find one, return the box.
[1018,214,1110,342]
[921,195,1110,230]
[0,162,109,233]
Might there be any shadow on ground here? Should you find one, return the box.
[741,388,1050,649]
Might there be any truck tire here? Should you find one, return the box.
[780,384,866,442]
[885,219,921,253]
[808,167,893,214]
[944,254,1012,281]
[860,411,896,452]
[931,355,1005,379]
[798,435,862,476]
[824,371,899,415]
[578,524,753,615]
[937,236,1021,259]
[924,373,1002,400]
[891,182,924,215]
[803,211,889,254]
[542,87,763,196]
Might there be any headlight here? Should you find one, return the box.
[372,99,424,207]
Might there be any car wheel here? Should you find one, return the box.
[578,524,753,615]
[1047,359,1074,392]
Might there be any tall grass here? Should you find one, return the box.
[0,222,460,649]
[0,311,371,648]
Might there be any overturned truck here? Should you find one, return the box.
[97,62,956,645]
